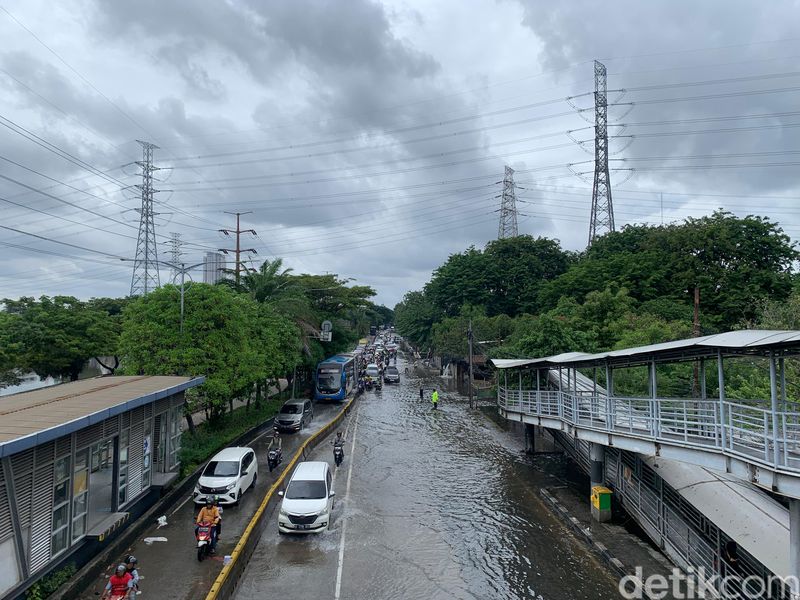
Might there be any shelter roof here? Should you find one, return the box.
[491,330,800,369]
[0,375,204,457]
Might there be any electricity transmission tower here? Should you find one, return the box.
[219,211,257,287]
[165,232,185,280]
[497,165,519,239]
[130,140,162,296]
[588,60,615,246]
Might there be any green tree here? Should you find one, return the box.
[2,296,118,381]
[394,290,442,349]
[119,284,255,421]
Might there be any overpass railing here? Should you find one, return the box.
[498,387,800,473]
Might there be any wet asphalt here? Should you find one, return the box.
[77,401,346,600]
[232,358,621,600]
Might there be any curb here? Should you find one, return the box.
[540,488,652,600]
[204,393,359,600]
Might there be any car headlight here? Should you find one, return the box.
[226,483,236,491]
[279,507,288,517]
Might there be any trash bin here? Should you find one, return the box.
[591,485,612,523]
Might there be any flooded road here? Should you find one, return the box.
[234,359,621,600]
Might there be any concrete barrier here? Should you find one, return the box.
[204,394,358,600]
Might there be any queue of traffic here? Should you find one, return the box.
[100,328,396,599]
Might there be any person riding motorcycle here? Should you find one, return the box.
[268,430,282,452]
[102,564,134,599]
[196,497,221,551]
[124,555,140,593]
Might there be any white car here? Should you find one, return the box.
[365,363,381,379]
[278,461,335,534]
[193,447,258,505]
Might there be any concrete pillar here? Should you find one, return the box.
[791,499,800,599]
[590,443,611,522]
[590,442,605,487]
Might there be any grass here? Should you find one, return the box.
[179,391,291,477]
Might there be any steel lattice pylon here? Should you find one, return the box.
[498,165,518,239]
[588,60,615,246]
[166,232,184,281]
[130,140,161,296]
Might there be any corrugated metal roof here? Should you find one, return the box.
[0,375,204,457]
[647,458,790,578]
[492,330,800,369]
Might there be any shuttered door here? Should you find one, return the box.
[127,423,144,501]
[29,465,54,573]
[0,463,12,544]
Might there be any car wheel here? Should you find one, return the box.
[251,472,257,490]
[233,490,240,506]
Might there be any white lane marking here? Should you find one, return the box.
[170,494,193,516]
[334,409,359,600]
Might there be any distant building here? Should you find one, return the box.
[203,251,226,284]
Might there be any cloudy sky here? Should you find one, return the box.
[2,0,800,308]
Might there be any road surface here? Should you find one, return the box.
[233,358,621,600]
[78,401,346,600]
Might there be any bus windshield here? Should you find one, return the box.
[317,366,341,393]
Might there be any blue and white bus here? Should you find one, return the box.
[314,354,358,402]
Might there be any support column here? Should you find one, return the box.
[790,499,800,599]
[1,457,28,581]
[590,443,611,522]
[590,442,605,487]
[770,350,781,466]
[717,350,727,450]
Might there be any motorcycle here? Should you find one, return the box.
[268,447,282,472]
[196,520,214,561]
[365,378,373,390]
[333,443,344,467]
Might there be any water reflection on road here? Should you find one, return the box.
[235,359,620,600]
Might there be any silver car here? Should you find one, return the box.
[383,366,400,383]
[275,399,313,432]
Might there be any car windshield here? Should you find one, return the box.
[280,404,301,414]
[367,368,379,376]
[203,460,239,477]
[386,367,399,375]
[285,479,327,500]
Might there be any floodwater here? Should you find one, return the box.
[234,358,621,600]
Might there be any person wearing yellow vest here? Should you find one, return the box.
[431,389,439,410]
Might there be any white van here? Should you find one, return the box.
[277,461,334,533]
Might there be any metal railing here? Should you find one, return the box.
[499,387,800,475]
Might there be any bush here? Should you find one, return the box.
[26,563,76,600]
[179,394,287,477]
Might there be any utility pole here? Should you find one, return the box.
[468,319,475,409]
[497,165,519,239]
[219,211,257,287]
[164,232,184,281]
[130,140,162,296]
[588,60,615,247]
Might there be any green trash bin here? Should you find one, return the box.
[591,485,612,522]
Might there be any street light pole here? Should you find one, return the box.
[468,319,474,409]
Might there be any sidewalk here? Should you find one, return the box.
[191,379,288,426]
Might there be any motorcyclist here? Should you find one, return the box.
[124,555,139,592]
[268,429,282,452]
[196,497,221,551]
[102,564,134,599]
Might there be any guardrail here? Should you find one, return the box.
[499,387,800,475]
[204,394,358,600]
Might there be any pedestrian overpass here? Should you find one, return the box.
[492,330,800,594]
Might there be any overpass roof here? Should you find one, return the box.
[0,375,205,458]
[491,329,800,369]
[648,458,790,578]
